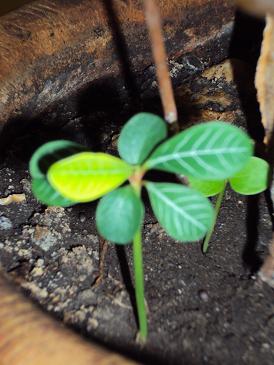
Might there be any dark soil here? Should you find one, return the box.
[0,56,274,365]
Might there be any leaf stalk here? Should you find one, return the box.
[129,166,146,189]
[203,183,226,253]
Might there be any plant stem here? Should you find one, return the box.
[131,181,147,341]
[203,184,226,254]
[133,226,148,342]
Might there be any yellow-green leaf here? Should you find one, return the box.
[29,140,85,206]
[47,152,133,202]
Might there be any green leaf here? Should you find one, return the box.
[30,140,85,179]
[32,178,73,207]
[118,112,167,165]
[30,140,85,206]
[47,152,133,202]
[188,177,226,197]
[146,182,214,242]
[96,186,144,244]
[145,121,253,180]
[229,156,269,195]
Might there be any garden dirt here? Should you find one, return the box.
[0,58,273,365]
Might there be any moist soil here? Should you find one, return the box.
[0,57,274,365]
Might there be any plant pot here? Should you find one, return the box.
[0,1,273,364]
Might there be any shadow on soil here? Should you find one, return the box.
[229,10,273,273]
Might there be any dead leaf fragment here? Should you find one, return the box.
[256,15,274,287]
[258,233,274,288]
[236,0,274,17]
[0,193,26,205]
[255,15,274,143]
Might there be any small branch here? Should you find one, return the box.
[144,0,178,130]
[93,238,108,288]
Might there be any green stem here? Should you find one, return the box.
[133,227,148,342]
[203,183,226,254]
[130,180,148,342]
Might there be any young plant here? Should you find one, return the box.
[29,113,254,341]
[188,156,269,253]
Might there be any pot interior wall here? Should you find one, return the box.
[0,1,32,15]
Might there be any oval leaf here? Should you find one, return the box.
[146,182,214,242]
[118,112,167,164]
[96,186,144,244]
[229,156,269,195]
[47,152,133,202]
[30,140,85,206]
[32,178,73,207]
[145,121,253,180]
[188,177,226,197]
[30,140,85,179]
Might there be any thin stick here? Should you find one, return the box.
[203,184,226,253]
[144,0,178,128]
[94,238,108,287]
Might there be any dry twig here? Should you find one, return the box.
[94,238,108,288]
[144,0,178,130]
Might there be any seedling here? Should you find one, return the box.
[30,113,254,341]
[188,156,269,253]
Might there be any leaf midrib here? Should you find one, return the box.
[49,169,131,176]
[147,183,206,231]
[146,146,249,167]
